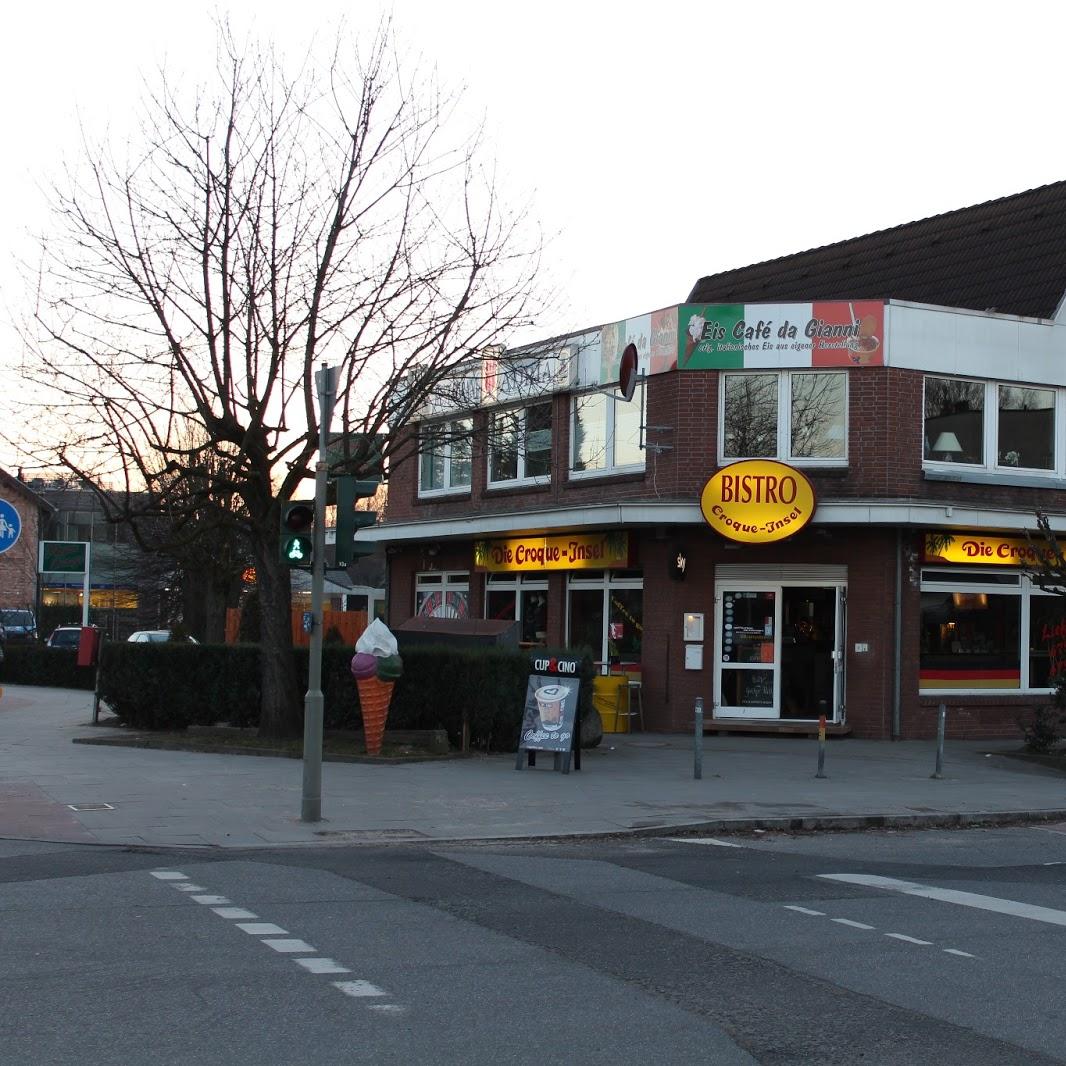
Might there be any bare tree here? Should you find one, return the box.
[14,21,544,737]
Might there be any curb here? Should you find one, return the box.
[5,807,1066,853]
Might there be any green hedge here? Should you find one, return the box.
[0,645,97,690]
[16,640,595,752]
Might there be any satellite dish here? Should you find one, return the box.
[618,343,638,402]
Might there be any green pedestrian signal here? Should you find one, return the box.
[280,500,315,569]
[335,477,380,566]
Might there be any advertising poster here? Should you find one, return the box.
[518,675,580,753]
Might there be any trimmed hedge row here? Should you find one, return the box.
[0,645,98,690]
[87,641,595,752]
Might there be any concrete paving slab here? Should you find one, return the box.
[3,684,1066,848]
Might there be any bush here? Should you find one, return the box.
[99,642,259,730]
[0,645,97,690]
[78,639,595,750]
[1019,704,1066,754]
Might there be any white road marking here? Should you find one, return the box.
[944,948,976,958]
[885,933,932,945]
[174,884,206,892]
[150,871,187,880]
[191,895,232,905]
[212,907,258,920]
[666,837,743,848]
[295,958,350,974]
[262,939,317,953]
[783,906,825,916]
[832,918,876,930]
[333,981,387,998]
[236,923,288,936]
[820,873,1066,928]
[367,1005,406,1015]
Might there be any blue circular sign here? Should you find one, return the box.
[0,498,22,555]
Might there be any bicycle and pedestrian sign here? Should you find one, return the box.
[0,499,21,555]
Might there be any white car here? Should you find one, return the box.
[127,630,198,643]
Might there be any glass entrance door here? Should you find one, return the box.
[715,583,845,721]
[716,589,779,718]
[780,587,838,719]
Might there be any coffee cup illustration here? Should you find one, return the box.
[535,684,567,730]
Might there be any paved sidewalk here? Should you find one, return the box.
[2,684,1066,849]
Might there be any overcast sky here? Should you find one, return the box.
[2,0,1064,466]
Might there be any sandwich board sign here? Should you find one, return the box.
[515,655,582,774]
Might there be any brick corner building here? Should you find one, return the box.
[371,181,1066,740]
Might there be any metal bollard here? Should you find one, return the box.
[815,713,827,778]
[694,696,704,780]
[932,703,946,779]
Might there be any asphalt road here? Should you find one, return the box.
[5,824,1066,1064]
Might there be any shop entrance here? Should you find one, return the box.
[715,583,845,722]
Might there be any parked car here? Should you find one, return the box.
[0,609,37,643]
[127,630,198,643]
[46,626,84,648]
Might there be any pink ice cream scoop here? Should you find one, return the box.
[351,652,378,680]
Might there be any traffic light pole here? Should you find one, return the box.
[301,364,337,823]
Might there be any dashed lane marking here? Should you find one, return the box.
[333,981,386,998]
[784,906,825,916]
[885,933,932,945]
[296,958,350,975]
[832,918,875,930]
[151,870,401,1012]
[262,938,316,953]
[944,948,976,958]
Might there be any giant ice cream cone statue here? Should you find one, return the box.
[355,675,394,756]
[350,620,403,756]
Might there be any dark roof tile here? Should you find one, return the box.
[687,181,1066,319]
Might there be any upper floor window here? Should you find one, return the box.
[488,402,552,486]
[570,383,644,477]
[924,376,1057,473]
[418,418,473,496]
[721,371,847,464]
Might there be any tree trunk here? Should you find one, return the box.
[254,537,302,739]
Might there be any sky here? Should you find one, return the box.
[2,0,1065,469]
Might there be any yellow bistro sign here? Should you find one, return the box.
[700,460,816,544]
[475,532,630,572]
[923,532,1062,567]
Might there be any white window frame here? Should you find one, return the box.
[718,370,848,467]
[568,383,646,479]
[923,376,1063,478]
[487,401,552,488]
[417,418,473,498]
[919,566,1059,693]
[415,571,470,618]
[565,570,644,667]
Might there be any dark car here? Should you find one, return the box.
[46,626,83,648]
[0,609,37,643]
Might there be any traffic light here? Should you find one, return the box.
[335,478,380,566]
[280,500,315,568]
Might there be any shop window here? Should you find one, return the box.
[488,402,552,485]
[484,574,548,646]
[924,377,1058,473]
[570,383,645,476]
[418,418,473,496]
[919,568,1066,691]
[415,572,469,618]
[721,371,846,464]
[565,572,643,668]
[998,385,1055,470]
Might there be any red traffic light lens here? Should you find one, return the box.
[284,504,314,533]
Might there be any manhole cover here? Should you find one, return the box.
[68,803,115,812]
